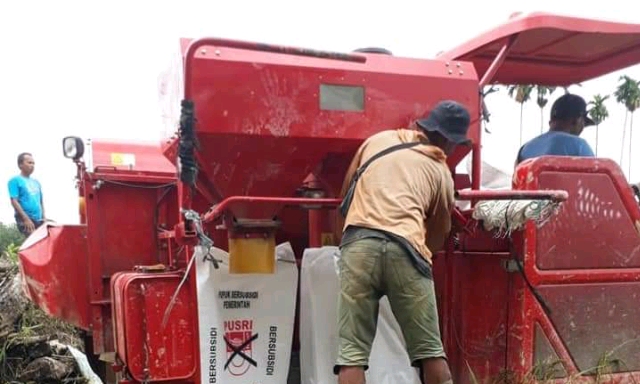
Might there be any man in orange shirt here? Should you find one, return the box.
[335,100,471,384]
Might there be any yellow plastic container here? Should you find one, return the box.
[79,196,86,214]
[228,234,276,274]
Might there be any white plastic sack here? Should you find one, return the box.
[299,246,421,384]
[65,344,103,384]
[467,154,512,190]
[195,243,298,384]
[456,154,513,210]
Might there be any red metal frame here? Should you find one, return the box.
[456,189,569,202]
[470,34,518,192]
[516,157,640,287]
[201,196,341,223]
[508,156,640,382]
[477,35,518,89]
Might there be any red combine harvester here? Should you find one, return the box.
[17,12,640,384]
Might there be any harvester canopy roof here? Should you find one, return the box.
[438,12,640,86]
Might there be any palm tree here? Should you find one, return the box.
[508,84,534,146]
[481,85,499,133]
[562,83,582,94]
[535,86,557,133]
[614,75,640,177]
[588,94,610,156]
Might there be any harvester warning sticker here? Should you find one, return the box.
[110,152,136,167]
[195,244,298,384]
[224,319,257,376]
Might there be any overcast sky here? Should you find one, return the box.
[1,0,639,225]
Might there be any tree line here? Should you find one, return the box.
[485,75,640,177]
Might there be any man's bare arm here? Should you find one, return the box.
[11,198,29,221]
[11,198,35,233]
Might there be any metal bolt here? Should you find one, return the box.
[448,69,453,74]
[200,49,207,55]
[456,62,461,68]
[215,49,221,56]
[445,62,450,67]
[459,70,464,75]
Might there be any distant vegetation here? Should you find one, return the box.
[0,222,24,252]
[484,75,640,177]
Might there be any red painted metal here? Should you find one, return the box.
[111,271,198,382]
[440,12,640,86]
[478,34,518,88]
[89,139,177,178]
[470,142,482,192]
[18,224,91,330]
[175,35,480,208]
[15,12,640,384]
[456,189,569,202]
[509,156,640,381]
[202,196,341,223]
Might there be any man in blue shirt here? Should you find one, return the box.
[8,152,45,236]
[516,94,596,165]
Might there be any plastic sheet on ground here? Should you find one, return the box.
[65,344,103,384]
[299,246,421,384]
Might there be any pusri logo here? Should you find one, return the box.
[223,319,258,376]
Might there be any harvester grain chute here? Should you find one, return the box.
[17,12,640,384]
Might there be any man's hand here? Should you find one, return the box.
[451,207,472,235]
[23,217,35,234]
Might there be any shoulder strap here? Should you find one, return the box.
[339,141,421,218]
[355,141,421,176]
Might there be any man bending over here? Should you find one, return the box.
[335,100,471,384]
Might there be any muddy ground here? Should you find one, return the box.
[0,251,89,384]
